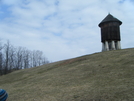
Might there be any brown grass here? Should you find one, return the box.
[0,48,134,101]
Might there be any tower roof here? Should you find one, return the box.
[99,14,122,27]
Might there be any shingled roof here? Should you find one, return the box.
[99,14,122,27]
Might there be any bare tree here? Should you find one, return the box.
[8,46,15,72]
[0,40,4,75]
[3,41,11,74]
[23,49,30,69]
[0,40,49,75]
[31,50,49,67]
[31,50,37,67]
[15,47,25,70]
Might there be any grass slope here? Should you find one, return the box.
[0,48,134,101]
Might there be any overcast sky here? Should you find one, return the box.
[0,0,134,62]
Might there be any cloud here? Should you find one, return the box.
[0,0,134,61]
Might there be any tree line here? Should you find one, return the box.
[0,40,49,75]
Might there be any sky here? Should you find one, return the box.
[0,0,134,62]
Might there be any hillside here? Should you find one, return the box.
[0,48,134,101]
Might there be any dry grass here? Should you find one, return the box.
[0,48,134,101]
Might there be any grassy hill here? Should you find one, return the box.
[0,48,134,101]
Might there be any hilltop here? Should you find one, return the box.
[0,48,134,101]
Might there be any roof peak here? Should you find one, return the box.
[99,14,122,27]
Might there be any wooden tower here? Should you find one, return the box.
[98,14,122,51]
